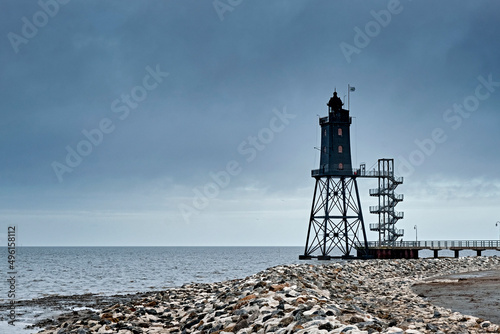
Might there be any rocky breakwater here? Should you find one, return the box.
[37,257,500,334]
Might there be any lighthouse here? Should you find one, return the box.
[319,91,353,175]
[299,91,369,260]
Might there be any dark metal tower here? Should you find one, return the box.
[299,92,369,260]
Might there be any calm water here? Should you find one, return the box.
[0,247,308,301]
[0,246,308,333]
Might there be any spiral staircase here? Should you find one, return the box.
[369,159,404,244]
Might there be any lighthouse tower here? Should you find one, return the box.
[299,91,369,260]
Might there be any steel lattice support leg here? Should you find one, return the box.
[300,176,369,260]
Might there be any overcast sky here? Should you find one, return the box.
[1,0,499,246]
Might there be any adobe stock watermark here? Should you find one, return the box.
[339,0,407,64]
[6,226,17,326]
[51,64,169,183]
[7,0,71,54]
[397,74,499,177]
[178,106,296,223]
[213,0,243,21]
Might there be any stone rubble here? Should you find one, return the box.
[37,257,500,334]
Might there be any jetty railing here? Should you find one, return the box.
[363,240,500,250]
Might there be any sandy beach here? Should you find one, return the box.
[25,257,500,333]
[411,269,500,326]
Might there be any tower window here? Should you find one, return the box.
[338,145,343,153]
[338,128,342,136]
[324,129,327,136]
[338,163,344,170]
[323,146,326,153]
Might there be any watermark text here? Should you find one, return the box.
[7,0,71,54]
[397,74,499,176]
[51,64,169,182]
[213,0,243,21]
[340,0,406,63]
[7,226,17,326]
[179,107,295,223]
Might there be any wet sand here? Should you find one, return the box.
[412,269,500,325]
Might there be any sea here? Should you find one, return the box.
[0,246,308,333]
[0,246,497,334]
